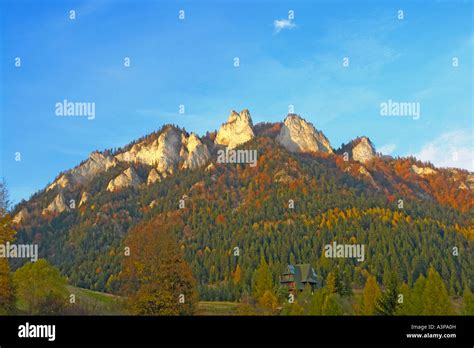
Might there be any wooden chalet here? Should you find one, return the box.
[279,264,319,292]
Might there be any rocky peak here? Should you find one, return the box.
[107,167,141,192]
[349,137,376,163]
[276,114,333,154]
[215,109,255,148]
[181,133,211,170]
[43,192,68,215]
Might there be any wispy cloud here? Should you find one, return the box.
[414,130,473,171]
[379,143,397,155]
[273,19,296,34]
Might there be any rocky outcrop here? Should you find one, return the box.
[12,208,29,224]
[116,127,211,175]
[351,137,376,163]
[215,110,255,149]
[47,151,117,191]
[337,137,376,163]
[466,174,474,190]
[69,151,117,184]
[116,126,182,175]
[43,193,68,215]
[79,192,90,207]
[276,114,333,154]
[181,133,211,170]
[147,168,161,185]
[107,168,141,192]
[46,174,71,192]
[411,165,437,176]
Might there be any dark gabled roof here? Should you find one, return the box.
[281,264,318,290]
[298,263,318,283]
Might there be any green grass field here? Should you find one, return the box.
[196,301,240,316]
[66,285,125,315]
[67,286,240,315]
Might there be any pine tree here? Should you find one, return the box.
[310,287,328,315]
[341,269,353,297]
[326,271,337,294]
[409,275,427,315]
[375,270,399,315]
[360,275,381,315]
[423,267,452,315]
[0,180,9,214]
[395,282,411,315]
[462,287,474,315]
[322,293,343,315]
[253,257,274,300]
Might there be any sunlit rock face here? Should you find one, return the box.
[351,137,376,163]
[116,127,210,175]
[115,126,182,175]
[79,191,90,207]
[215,109,255,149]
[147,168,161,185]
[181,133,211,170]
[411,164,437,176]
[277,114,333,154]
[43,192,68,214]
[47,151,118,191]
[107,167,141,192]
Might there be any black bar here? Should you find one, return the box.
[0,315,472,346]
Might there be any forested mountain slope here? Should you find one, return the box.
[11,111,473,301]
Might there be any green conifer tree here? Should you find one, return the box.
[462,287,474,315]
[422,267,452,315]
[375,270,399,315]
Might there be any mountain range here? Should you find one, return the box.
[10,109,473,298]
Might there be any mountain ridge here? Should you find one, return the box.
[8,110,473,298]
[11,109,473,220]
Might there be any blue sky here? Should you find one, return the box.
[1,0,472,205]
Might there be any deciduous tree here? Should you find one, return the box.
[121,217,198,315]
[13,259,67,314]
[360,275,381,315]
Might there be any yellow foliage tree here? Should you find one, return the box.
[0,214,16,313]
[360,275,381,315]
[233,264,242,284]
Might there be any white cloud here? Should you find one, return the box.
[378,143,397,155]
[273,19,296,34]
[414,130,473,171]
